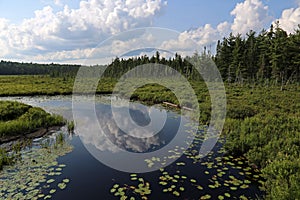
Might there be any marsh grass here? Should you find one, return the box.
[0,101,65,138]
[55,132,65,146]
[67,121,75,134]
[0,148,14,170]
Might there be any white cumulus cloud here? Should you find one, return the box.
[160,22,231,55]
[160,0,274,55]
[230,0,272,35]
[0,0,167,60]
[275,7,300,34]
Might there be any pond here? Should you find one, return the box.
[0,96,265,200]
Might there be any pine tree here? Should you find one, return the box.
[270,21,289,86]
[244,30,258,81]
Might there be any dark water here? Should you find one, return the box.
[1,96,265,200]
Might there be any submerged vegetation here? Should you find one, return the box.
[0,132,73,199]
[0,147,14,170]
[0,140,33,170]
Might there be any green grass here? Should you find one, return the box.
[0,75,115,96]
[0,101,65,138]
[0,75,73,96]
[0,100,31,121]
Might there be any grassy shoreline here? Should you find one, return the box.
[0,100,66,169]
[0,101,65,139]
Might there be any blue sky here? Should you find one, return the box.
[1,0,297,30]
[160,0,298,30]
[0,0,300,64]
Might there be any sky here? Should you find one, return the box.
[0,0,300,64]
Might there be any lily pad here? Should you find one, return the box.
[200,194,212,199]
[173,191,180,196]
[49,189,56,194]
[44,195,51,199]
[46,179,55,184]
[230,186,238,190]
[62,178,70,183]
[190,179,197,183]
[218,195,224,200]
[224,193,231,197]
[58,182,67,190]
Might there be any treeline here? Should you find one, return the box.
[0,60,80,77]
[214,22,300,85]
[103,24,300,85]
[102,51,201,80]
[0,22,299,85]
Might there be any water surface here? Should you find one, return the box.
[0,96,264,199]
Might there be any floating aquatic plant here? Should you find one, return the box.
[110,175,151,200]
[58,182,67,190]
[200,194,212,199]
[0,137,73,199]
[108,128,263,199]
